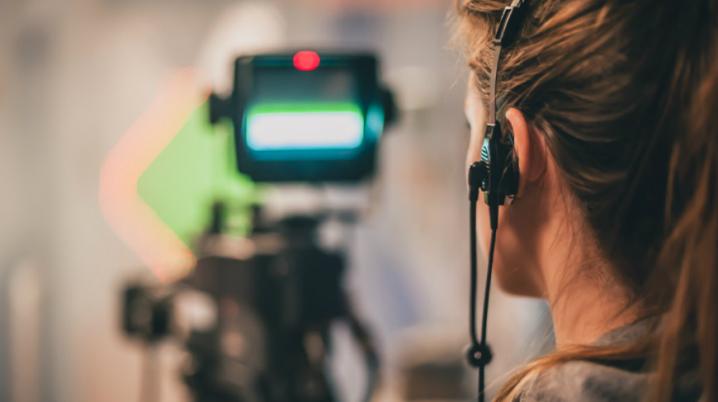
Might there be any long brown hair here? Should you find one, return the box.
[456,0,718,401]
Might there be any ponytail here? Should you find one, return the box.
[653,20,718,399]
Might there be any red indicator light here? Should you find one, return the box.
[293,50,321,72]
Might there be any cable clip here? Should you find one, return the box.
[465,343,494,368]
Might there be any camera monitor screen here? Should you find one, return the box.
[246,103,364,152]
[245,66,367,156]
[219,51,392,183]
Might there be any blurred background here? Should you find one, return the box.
[0,0,550,401]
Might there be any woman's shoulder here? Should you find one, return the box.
[513,358,702,402]
[512,318,703,402]
[514,359,649,402]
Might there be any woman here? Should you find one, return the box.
[456,0,716,401]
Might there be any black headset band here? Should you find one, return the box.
[487,0,527,126]
[486,42,501,127]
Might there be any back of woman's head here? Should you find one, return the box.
[456,0,718,400]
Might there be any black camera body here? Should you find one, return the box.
[122,211,378,402]
[183,215,349,402]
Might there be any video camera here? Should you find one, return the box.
[122,50,397,402]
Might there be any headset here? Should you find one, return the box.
[466,0,527,401]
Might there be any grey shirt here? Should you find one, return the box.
[514,319,702,402]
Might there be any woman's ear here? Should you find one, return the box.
[505,108,546,196]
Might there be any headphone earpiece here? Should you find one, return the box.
[468,161,488,202]
[480,123,520,208]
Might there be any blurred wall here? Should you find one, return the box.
[0,1,550,402]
